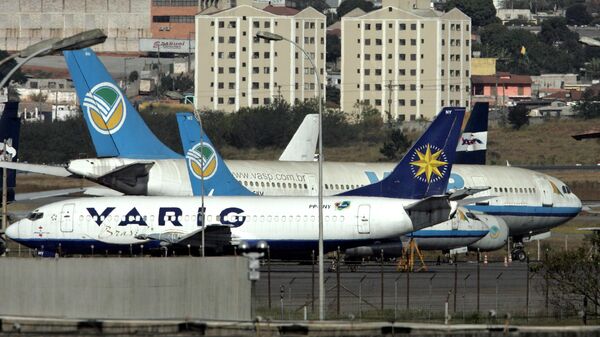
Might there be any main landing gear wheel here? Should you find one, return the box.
[512,249,527,262]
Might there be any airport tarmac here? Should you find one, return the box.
[255,261,555,320]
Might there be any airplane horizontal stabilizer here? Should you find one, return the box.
[404,195,451,231]
[94,162,154,195]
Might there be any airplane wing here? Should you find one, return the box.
[13,188,87,201]
[279,114,318,161]
[0,161,73,177]
[404,195,451,231]
[136,225,232,252]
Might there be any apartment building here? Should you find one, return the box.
[195,4,326,112]
[341,0,471,120]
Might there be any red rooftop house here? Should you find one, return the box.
[471,72,532,106]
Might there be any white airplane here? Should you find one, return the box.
[6,107,466,257]
[3,50,582,260]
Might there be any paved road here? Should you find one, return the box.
[255,261,549,320]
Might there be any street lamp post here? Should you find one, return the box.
[0,29,107,235]
[255,31,325,320]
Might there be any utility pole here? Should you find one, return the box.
[386,80,403,120]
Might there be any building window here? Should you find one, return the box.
[410,23,416,30]
[410,84,416,91]
[365,54,371,60]
[364,69,370,75]
[410,54,416,61]
[410,39,416,46]
[399,99,405,106]
[252,98,259,104]
[410,69,416,76]
[218,97,224,104]
[153,0,198,6]
[376,39,382,45]
[253,21,259,28]
[252,67,259,74]
[399,39,406,45]
[410,100,416,106]
[399,23,406,30]
[365,23,371,30]
[218,82,224,89]
[264,98,270,104]
[375,69,381,75]
[375,84,382,91]
[252,82,259,89]
[375,23,382,30]
[264,67,270,74]
[375,54,382,60]
[375,99,382,106]
[228,67,235,74]
[228,36,235,43]
[228,97,235,104]
[228,82,235,89]
[263,82,270,89]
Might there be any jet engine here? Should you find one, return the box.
[468,214,509,251]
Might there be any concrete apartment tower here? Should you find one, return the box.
[341,0,471,120]
[195,1,326,112]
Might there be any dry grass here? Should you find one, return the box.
[488,119,600,166]
[15,174,98,193]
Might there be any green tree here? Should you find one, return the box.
[566,3,592,26]
[380,128,410,160]
[574,89,600,119]
[537,235,600,316]
[539,17,579,46]
[325,85,340,105]
[336,0,374,18]
[443,0,497,27]
[585,58,600,80]
[507,104,529,129]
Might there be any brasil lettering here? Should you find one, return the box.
[86,206,247,228]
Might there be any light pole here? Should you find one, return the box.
[256,31,325,320]
[0,29,106,235]
[0,29,107,89]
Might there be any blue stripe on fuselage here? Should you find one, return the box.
[406,230,488,238]
[465,205,581,217]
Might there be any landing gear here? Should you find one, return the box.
[511,241,528,262]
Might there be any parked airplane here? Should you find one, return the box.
[178,111,492,257]
[6,107,466,257]
[2,49,582,260]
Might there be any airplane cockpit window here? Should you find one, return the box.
[27,212,44,221]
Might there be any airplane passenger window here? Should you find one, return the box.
[335,184,339,189]
[216,215,221,222]
[79,215,84,221]
[509,188,513,193]
[177,216,182,222]
[185,215,189,221]
[493,187,497,192]
[310,216,315,222]
[260,216,265,222]
[261,182,265,187]
[207,215,213,222]
[266,182,270,187]
[267,216,272,222]
[340,216,344,222]
[293,183,297,188]
[288,183,292,188]
[277,183,281,188]
[325,184,329,190]
[143,216,147,221]
[101,216,106,221]
[332,216,337,222]
[325,216,330,222]
[150,215,155,222]
[282,216,286,222]
[346,185,350,189]
[250,181,254,187]
[295,216,300,222]
[274,216,279,222]
[303,215,308,222]
[304,184,308,189]
[191,215,196,222]
[86,215,91,221]
[93,216,98,221]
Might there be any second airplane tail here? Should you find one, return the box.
[64,48,180,160]
[177,112,254,196]
[455,102,488,165]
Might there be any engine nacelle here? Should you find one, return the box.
[468,215,509,251]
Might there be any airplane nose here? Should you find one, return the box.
[5,222,19,239]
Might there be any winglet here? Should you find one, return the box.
[455,102,488,165]
[177,112,254,196]
[64,48,180,159]
[339,107,465,199]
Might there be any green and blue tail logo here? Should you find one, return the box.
[177,112,254,196]
[187,142,218,180]
[83,82,126,135]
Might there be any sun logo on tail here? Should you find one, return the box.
[83,82,126,135]
[186,142,218,180]
[409,144,448,183]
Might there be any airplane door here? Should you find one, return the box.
[357,205,370,234]
[535,177,553,207]
[305,174,317,196]
[60,203,74,233]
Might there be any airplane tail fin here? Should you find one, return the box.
[279,114,318,161]
[64,48,180,159]
[455,102,488,165]
[0,102,20,202]
[177,112,254,196]
[339,107,465,199]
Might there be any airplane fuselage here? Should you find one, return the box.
[8,195,424,257]
[68,159,582,239]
